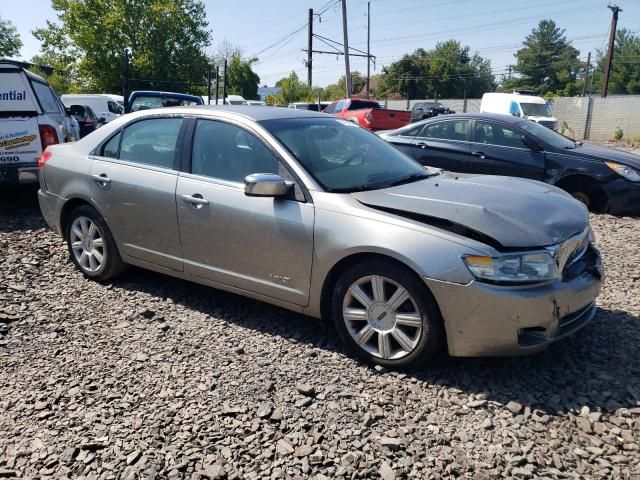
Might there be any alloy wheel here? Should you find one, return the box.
[70,216,105,273]
[342,275,423,360]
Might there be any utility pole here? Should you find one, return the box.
[508,64,512,80]
[215,65,219,105]
[601,4,622,98]
[223,59,228,104]
[207,65,211,105]
[582,51,591,97]
[341,0,352,98]
[123,48,130,112]
[307,8,313,87]
[366,1,371,96]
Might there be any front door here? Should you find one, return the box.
[90,116,185,271]
[409,119,472,172]
[470,120,545,180]
[176,118,314,306]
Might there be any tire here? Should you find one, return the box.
[570,191,591,209]
[331,260,445,369]
[65,205,127,281]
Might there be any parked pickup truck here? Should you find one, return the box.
[323,98,410,131]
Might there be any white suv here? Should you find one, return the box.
[0,61,76,186]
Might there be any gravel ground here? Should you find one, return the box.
[0,189,639,480]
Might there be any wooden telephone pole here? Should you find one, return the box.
[600,4,622,98]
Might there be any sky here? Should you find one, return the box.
[2,0,639,88]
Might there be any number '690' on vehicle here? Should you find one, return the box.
[38,106,602,368]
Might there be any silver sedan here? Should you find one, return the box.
[38,106,602,368]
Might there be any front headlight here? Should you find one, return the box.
[463,252,561,284]
[605,162,640,182]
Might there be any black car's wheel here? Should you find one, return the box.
[331,259,445,368]
[571,191,591,208]
[65,205,127,281]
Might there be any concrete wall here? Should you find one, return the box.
[384,96,640,141]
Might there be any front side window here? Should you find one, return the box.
[422,120,469,141]
[262,117,429,193]
[323,102,337,114]
[191,120,282,182]
[32,82,61,114]
[475,121,528,149]
[119,118,183,169]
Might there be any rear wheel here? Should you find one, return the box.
[65,205,127,281]
[331,260,444,368]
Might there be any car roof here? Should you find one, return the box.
[412,112,522,125]
[189,105,328,121]
[129,90,202,100]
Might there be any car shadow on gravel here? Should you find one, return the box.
[0,186,45,233]
[111,267,639,416]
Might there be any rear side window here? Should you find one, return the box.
[119,118,183,169]
[32,82,61,114]
[348,100,382,110]
[422,120,469,141]
[101,132,121,158]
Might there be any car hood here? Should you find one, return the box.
[352,173,588,248]
[568,143,640,169]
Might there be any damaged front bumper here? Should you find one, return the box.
[426,245,603,357]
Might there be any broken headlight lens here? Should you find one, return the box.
[605,162,640,182]
[463,253,561,284]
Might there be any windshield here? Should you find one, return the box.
[520,102,551,117]
[261,118,430,192]
[130,95,199,111]
[517,120,576,149]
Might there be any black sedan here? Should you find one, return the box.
[68,104,104,138]
[379,113,640,215]
[409,102,454,122]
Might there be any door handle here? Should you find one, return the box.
[416,142,428,149]
[180,194,209,206]
[92,174,111,185]
[471,151,486,159]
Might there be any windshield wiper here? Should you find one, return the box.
[327,184,382,193]
[388,172,433,187]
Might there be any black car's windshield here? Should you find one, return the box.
[261,117,431,192]
[517,120,576,149]
[520,102,552,117]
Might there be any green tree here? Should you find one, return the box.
[0,16,23,58]
[33,0,212,94]
[323,72,366,100]
[377,41,494,99]
[225,53,260,99]
[592,29,640,95]
[273,71,315,104]
[510,20,582,95]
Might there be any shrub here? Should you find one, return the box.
[614,127,624,141]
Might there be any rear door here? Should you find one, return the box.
[470,120,545,179]
[0,70,43,183]
[408,119,472,172]
[90,116,185,271]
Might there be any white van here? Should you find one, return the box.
[0,61,73,186]
[480,91,557,129]
[61,94,124,123]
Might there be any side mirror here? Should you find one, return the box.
[244,173,292,197]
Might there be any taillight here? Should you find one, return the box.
[38,150,53,170]
[364,112,372,124]
[39,124,59,150]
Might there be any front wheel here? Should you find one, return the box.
[331,260,445,368]
[65,205,127,281]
